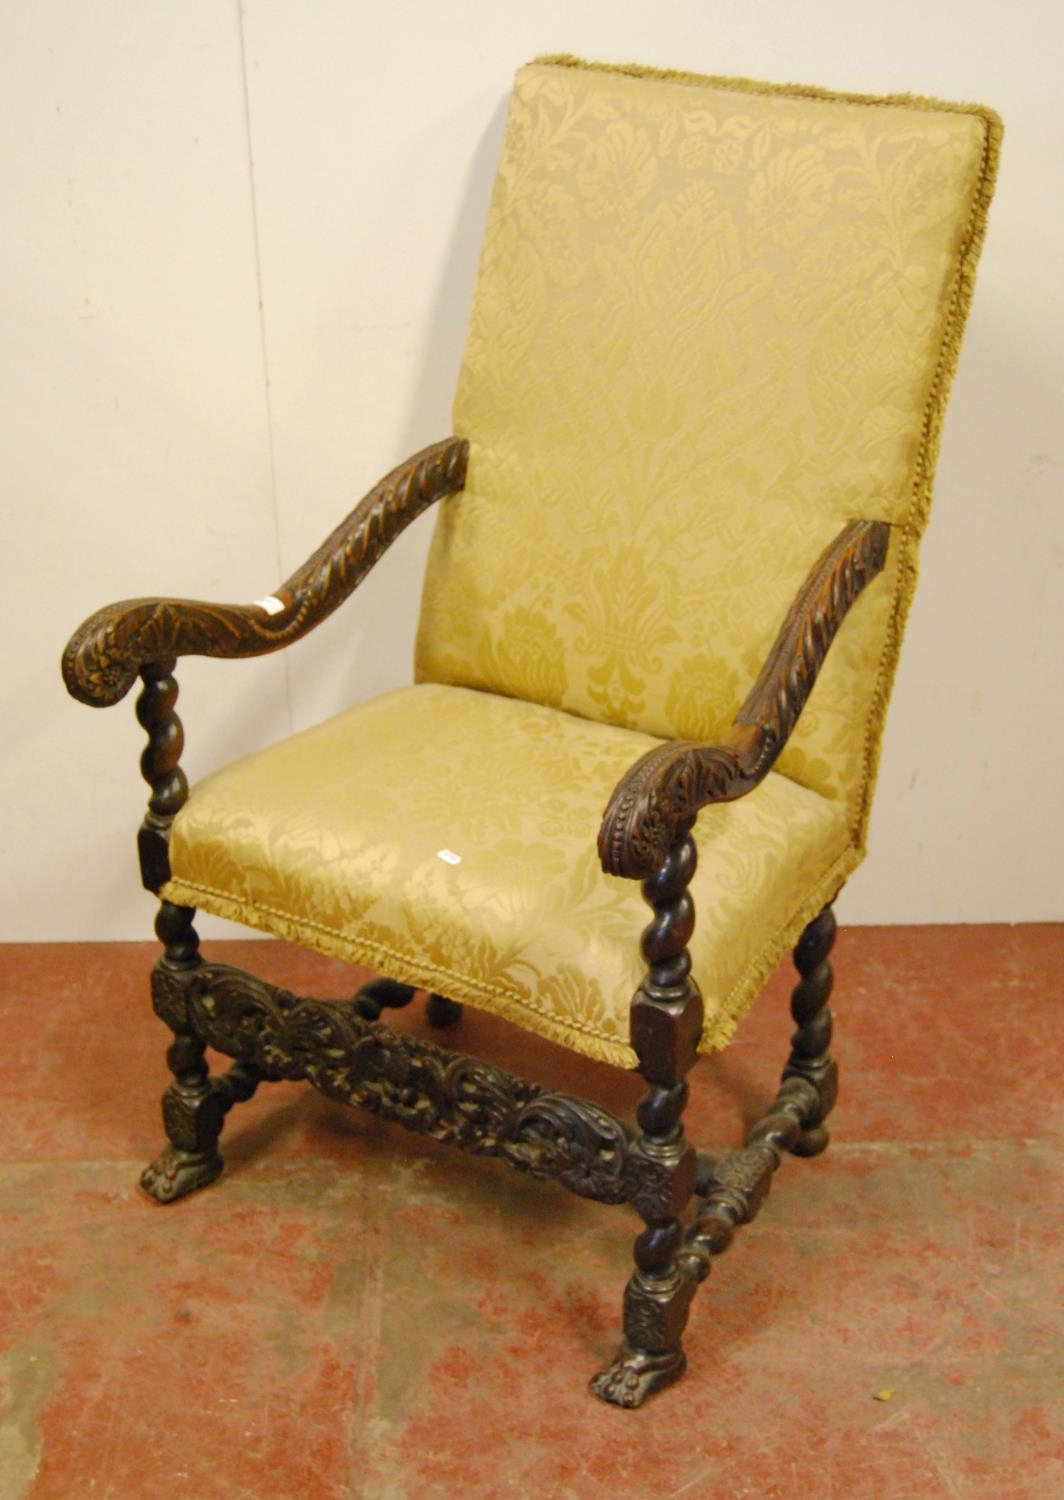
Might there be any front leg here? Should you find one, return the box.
[141,901,262,1203]
[141,1033,227,1203]
[590,827,702,1407]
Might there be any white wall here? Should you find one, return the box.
[3,0,1061,941]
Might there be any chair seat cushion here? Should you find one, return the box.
[162,684,858,1068]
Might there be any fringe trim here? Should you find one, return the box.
[162,873,640,1069]
[533,53,1003,129]
[853,101,1003,841]
[163,841,860,1070]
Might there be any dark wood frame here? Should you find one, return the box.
[62,441,889,1407]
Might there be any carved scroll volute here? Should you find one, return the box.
[598,724,765,880]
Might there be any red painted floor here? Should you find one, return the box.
[1,926,1061,1498]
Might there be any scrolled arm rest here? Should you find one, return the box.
[62,436,468,706]
[599,518,891,879]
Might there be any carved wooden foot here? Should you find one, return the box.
[589,1342,687,1408]
[142,1047,261,1205]
[142,1059,263,1203]
[592,1258,698,1407]
[425,992,463,1027]
[141,1144,223,1203]
[144,903,263,1202]
[783,904,838,1157]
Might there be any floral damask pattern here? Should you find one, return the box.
[415,61,991,837]
[577,120,658,225]
[163,684,855,1067]
[747,144,832,249]
[493,608,569,709]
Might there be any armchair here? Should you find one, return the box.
[62,56,1000,1407]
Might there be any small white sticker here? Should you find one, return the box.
[437,849,462,865]
[254,595,285,616]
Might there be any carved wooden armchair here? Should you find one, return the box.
[62,57,1000,1406]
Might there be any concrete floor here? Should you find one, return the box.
[1,925,1061,1499]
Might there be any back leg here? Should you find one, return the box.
[425,993,463,1028]
[352,980,462,1028]
[353,978,417,1019]
[782,904,837,1157]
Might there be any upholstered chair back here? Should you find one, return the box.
[416,58,999,842]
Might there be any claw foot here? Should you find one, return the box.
[589,1344,686,1408]
[140,1145,223,1204]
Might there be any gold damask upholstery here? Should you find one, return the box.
[417,58,995,827]
[163,684,853,1067]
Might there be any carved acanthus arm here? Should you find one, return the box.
[62,437,468,707]
[598,519,891,880]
